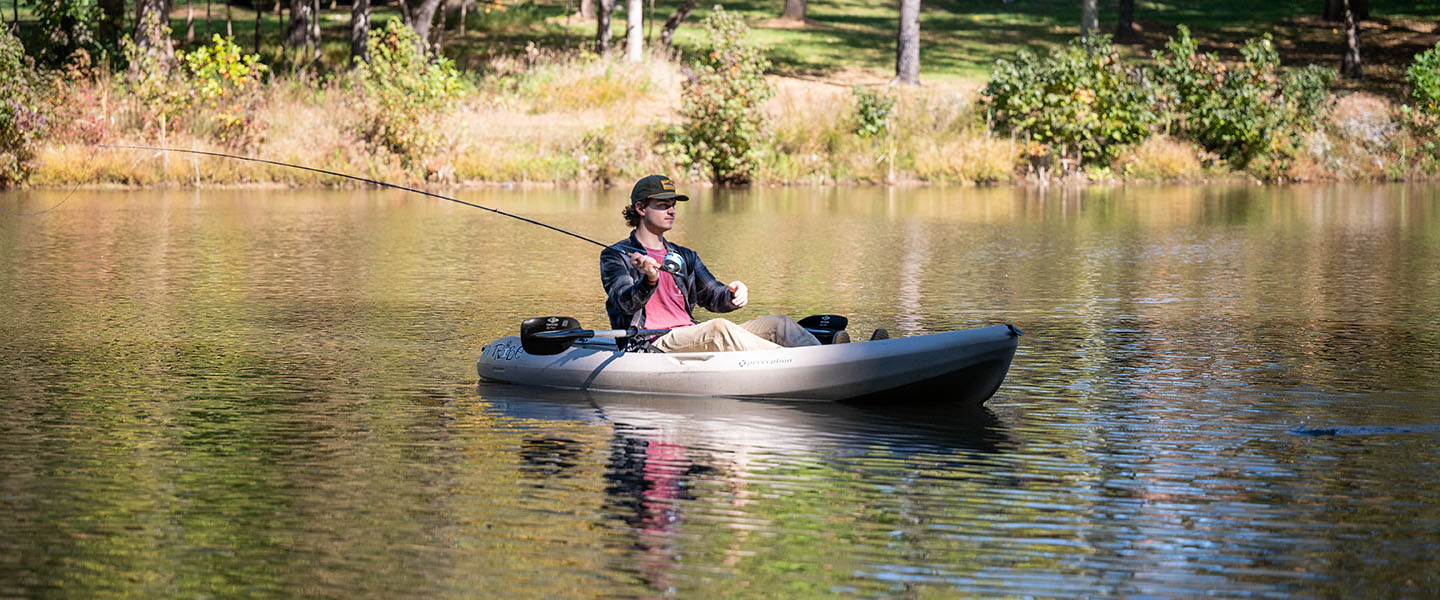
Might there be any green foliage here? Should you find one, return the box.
[466,0,545,32]
[851,85,896,138]
[671,6,775,185]
[1407,42,1440,114]
[119,14,192,137]
[352,19,464,166]
[981,35,1162,167]
[179,35,270,149]
[29,0,104,66]
[1402,42,1440,134]
[0,28,46,187]
[1152,25,1334,172]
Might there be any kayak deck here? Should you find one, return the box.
[477,324,1020,404]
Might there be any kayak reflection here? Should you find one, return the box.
[477,383,1013,456]
[477,385,1015,594]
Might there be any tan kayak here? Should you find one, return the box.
[477,324,1021,404]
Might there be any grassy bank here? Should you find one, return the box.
[7,0,1440,188]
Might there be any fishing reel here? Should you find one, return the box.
[660,251,685,275]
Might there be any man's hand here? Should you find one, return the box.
[728,281,748,308]
[630,252,660,284]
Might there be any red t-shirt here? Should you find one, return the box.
[642,246,694,330]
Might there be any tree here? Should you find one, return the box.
[596,0,615,53]
[1324,0,1367,21]
[351,0,370,65]
[780,0,805,22]
[658,0,699,51]
[1340,0,1362,78]
[285,0,317,59]
[405,0,445,52]
[893,0,920,85]
[133,0,175,63]
[1081,0,1098,36]
[625,0,642,61]
[1116,0,1135,39]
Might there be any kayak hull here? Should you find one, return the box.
[476,324,1021,404]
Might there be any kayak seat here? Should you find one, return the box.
[797,314,849,344]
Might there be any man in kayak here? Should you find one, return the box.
[601,175,824,352]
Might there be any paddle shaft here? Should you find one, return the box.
[531,327,673,340]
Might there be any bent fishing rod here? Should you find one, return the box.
[99,145,684,272]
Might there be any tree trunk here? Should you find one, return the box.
[1116,0,1134,39]
[226,0,232,37]
[596,0,615,53]
[134,0,176,64]
[780,0,805,22]
[1081,0,1098,36]
[625,0,642,61]
[186,0,194,43]
[350,0,369,65]
[285,0,315,52]
[254,0,262,53]
[433,0,447,52]
[580,0,593,19]
[310,0,320,60]
[459,0,467,36]
[1341,0,1362,79]
[1324,0,1368,21]
[892,0,920,86]
[407,0,444,52]
[658,0,698,51]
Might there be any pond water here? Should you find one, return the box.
[1,184,1437,597]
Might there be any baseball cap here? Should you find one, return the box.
[630,175,689,204]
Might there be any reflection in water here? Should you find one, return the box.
[1,185,1438,597]
[487,387,1016,597]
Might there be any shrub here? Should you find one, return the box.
[1407,42,1440,115]
[671,6,775,185]
[179,35,269,149]
[0,28,46,187]
[118,14,192,138]
[981,35,1162,169]
[852,85,896,138]
[1153,25,1334,173]
[29,0,103,67]
[1401,42,1440,138]
[352,19,464,167]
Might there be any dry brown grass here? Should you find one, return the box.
[1113,135,1207,182]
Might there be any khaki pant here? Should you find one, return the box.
[652,315,820,353]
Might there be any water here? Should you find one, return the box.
[2,184,1437,597]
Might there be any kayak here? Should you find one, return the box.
[476,324,1021,404]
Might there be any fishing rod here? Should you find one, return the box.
[99,145,685,273]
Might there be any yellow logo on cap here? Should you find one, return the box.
[661,178,674,190]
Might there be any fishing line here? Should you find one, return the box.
[0,183,82,216]
[99,145,688,273]
[99,145,618,246]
